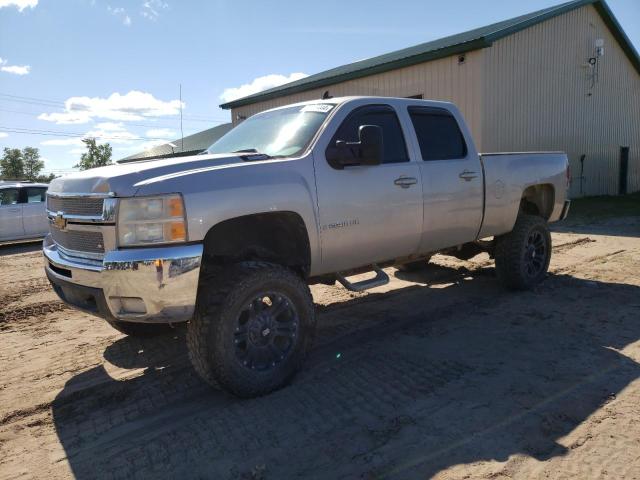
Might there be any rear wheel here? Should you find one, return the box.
[187,261,315,398]
[495,214,551,290]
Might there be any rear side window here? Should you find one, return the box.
[409,107,467,160]
[25,187,47,203]
[0,188,19,206]
[330,105,408,164]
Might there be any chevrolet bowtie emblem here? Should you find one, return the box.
[53,212,67,230]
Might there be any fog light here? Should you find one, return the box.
[110,296,147,314]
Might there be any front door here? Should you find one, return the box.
[314,104,423,274]
[0,188,24,240]
[407,106,484,252]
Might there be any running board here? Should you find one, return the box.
[335,265,389,292]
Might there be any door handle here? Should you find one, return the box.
[8,208,21,213]
[459,170,478,182]
[394,176,418,188]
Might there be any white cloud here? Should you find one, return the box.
[220,72,308,103]
[41,137,84,147]
[145,128,175,138]
[0,0,37,11]
[0,57,30,75]
[0,132,8,138]
[38,90,184,125]
[107,5,131,26]
[1,64,30,75]
[141,0,167,21]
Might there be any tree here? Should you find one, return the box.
[75,138,113,171]
[0,148,24,180]
[22,147,45,181]
[36,173,57,183]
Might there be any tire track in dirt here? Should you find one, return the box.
[552,237,595,252]
[550,249,627,275]
[0,301,70,329]
[0,279,52,310]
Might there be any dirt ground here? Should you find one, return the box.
[1,209,639,479]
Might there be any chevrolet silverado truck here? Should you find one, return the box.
[44,96,570,397]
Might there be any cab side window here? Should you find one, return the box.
[25,187,47,203]
[330,105,408,164]
[0,188,19,206]
[408,107,467,161]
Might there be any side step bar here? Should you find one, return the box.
[336,265,390,292]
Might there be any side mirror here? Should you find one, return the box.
[326,125,383,168]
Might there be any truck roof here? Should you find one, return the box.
[0,181,49,189]
[262,95,457,114]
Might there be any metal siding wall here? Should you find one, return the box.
[231,50,485,150]
[483,4,640,197]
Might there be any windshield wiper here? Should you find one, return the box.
[232,148,260,153]
[232,149,273,161]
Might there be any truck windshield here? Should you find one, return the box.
[207,104,335,158]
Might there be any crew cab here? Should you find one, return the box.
[43,97,570,397]
[0,181,49,242]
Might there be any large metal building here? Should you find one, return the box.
[220,0,640,197]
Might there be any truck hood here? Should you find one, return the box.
[48,153,247,197]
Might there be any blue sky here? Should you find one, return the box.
[1,0,638,173]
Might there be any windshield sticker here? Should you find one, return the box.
[301,104,334,114]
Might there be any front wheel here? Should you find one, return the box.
[187,261,315,398]
[494,214,552,290]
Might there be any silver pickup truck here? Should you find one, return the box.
[44,96,570,397]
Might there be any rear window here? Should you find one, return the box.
[0,188,19,206]
[25,187,47,203]
[408,107,467,161]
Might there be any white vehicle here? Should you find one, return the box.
[44,97,570,397]
[0,182,49,241]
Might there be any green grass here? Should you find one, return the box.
[567,192,640,223]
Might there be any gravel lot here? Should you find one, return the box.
[1,209,639,479]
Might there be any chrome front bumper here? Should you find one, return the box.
[43,234,203,324]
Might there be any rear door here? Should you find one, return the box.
[0,188,24,240]
[314,103,423,273]
[407,106,483,251]
[21,186,48,237]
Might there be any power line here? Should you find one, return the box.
[0,107,228,128]
[0,126,172,142]
[0,93,64,107]
[0,92,230,123]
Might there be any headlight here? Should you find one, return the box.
[117,194,187,247]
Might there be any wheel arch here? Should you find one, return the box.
[201,211,312,277]
[520,184,555,220]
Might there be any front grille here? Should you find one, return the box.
[47,195,104,217]
[50,225,105,254]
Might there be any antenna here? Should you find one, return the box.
[179,84,184,152]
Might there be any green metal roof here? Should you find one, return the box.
[118,123,233,163]
[220,0,640,110]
